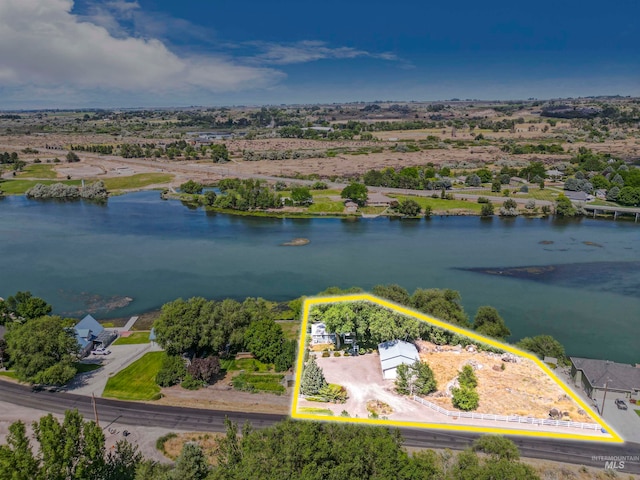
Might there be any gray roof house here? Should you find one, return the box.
[564,191,591,202]
[74,314,116,356]
[570,357,640,400]
[378,340,420,380]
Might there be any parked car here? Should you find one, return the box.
[93,348,111,355]
[614,399,628,410]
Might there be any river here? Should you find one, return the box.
[1,191,638,363]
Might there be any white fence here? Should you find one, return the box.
[412,395,601,431]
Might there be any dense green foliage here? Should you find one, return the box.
[5,316,79,385]
[340,182,368,206]
[516,335,567,363]
[0,410,142,480]
[213,178,281,211]
[554,194,578,217]
[300,356,327,396]
[472,306,511,340]
[25,181,108,201]
[0,291,52,323]
[395,361,438,396]
[155,354,187,387]
[180,180,204,194]
[290,186,313,205]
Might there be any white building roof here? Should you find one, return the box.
[378,340,419,371]
[311,322,330,336]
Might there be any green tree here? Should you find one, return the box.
[410,289,469,327]
[155,354,187,387]
[66,151,80,163]
[104,440,143,480]
[244,318,284,364]
[210,144,230,163]
[170,443,210,480]
[472,306,510,340]
[290,186,312,205]
[395,360,437,396]
[554,194,577,217]
[472,435,520,461]
[5,316,79,385]
[154,297,207,356]
[300,357,327,396]
[398,199,421,216]
[458,365,478,389]
[5,291,52,321]
[340,182,368,206]
[0,421,39,480]
[516,335,566,363]
[180,180,204,194]
[480,202,494,217]
[372,284,411,306]
[491,179,501,193]
[452,385,479,411]
[204,190,217,206]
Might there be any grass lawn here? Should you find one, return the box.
[231,372,285,394]
[220,358,272,372]
[17,164,58,179]
[112,331,151,345]
[0,179,82,195]
[635,409,640,418]
[0,371,18,379]
[298,407,334,416]
[75,363,103,374]
[467,189,559,201]
[277,320,300,340]
[307,199,345,213]
[390,195,483,213]
[360,206,387,215]
[103,351,164,401]
[100,173,174,190]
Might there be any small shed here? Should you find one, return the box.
[378,340,419,380]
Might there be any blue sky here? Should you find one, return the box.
[0,0,638,108]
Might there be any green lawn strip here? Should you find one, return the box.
[221,358,272,372]
[17,164,58,179]
[298,407,334,416]
[112,331,151,345]
[0,179,82,195]
[75,363,103,374]
[359,206,387,215]
[231,372,285,394]
[103,351,164,401]
[100,173,174,190]
[277,321,300,340]
[389,195,482,212]
[0,371,18,379]
[307,199,345,213]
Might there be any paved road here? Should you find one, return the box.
[1,381,638,473]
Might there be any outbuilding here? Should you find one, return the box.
[378,339,419,380]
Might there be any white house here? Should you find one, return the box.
[310,322,337,345]
[378,340,420,380]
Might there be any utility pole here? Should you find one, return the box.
[92,393,100,427]
[601,380,609,416]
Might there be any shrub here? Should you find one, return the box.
[181,374,203,390]
[156,432,178,453]
[333,352,341,357]
[459,365,478,389]
[480,203,494,217]
[322,351,330,358]
[452,386,479,411]
[319,383,348,403]
[477,196,489,204]
[155,354,186,387]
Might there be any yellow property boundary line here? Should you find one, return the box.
[290,293,623,443]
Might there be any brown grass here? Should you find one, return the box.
[417,341,594,422]
[162,432,224,465]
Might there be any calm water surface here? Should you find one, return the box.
[1,192,638,363]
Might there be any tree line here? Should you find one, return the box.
[0,412,542,479]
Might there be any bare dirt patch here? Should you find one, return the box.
[417,341,594,422]
[161,431,224,464]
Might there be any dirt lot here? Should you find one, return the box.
[156,370,291,415]
[417,341,595,423]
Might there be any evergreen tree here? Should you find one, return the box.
[300,357,327,396]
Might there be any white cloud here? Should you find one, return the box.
[0,0,283,96]
[249,40,399,65]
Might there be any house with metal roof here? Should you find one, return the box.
[73,314,116,357]
[570,357,640,401]
[378,340,420,379]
